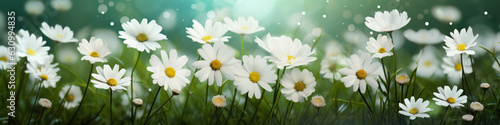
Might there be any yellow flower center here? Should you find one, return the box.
[242,27,248,30]
[313,98,322,103]
[384,26,387,28]
[0,56,7,61]
[286,55,296,64]
[40,74,49,80]
[424,61,432,67]
[90,51,99,57]
[164,67,176,78]
[27,49,36,55]
[57,34,63,38]
[378,47,386,53]
[456,44,466,51]
[409,108,418,114]
[67,94,74,102]
[107,78,118,86]
[136,33,148,42]
[38,68,42,71]
[397,75,407,81]
[202,35,213,43]
[455,63,462,71]
[210,60,222,70]
[249,72,260,83]
[447,97,456,104]
[356,70,367,79]
[294,82,306,91]
[214,98,223,103]
[329,64,336,72]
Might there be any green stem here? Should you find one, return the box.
[36,109,45,125]
[250,91,265,122]
[440,106,450,125]
[224,88,238,125]
[110,88,113,124]
[130,51,142,122]
[460,54,473,101]
[387,31,396,73]
[482,90,487,103]
[143,94,175,124]
[237,94,249,124]
[69,63,94,123]
[205,82,209,109]
[469,55,476,87]
[145,86,162,121]
[181,55,201,120]
[283,101,294,125]
[358,91,372,113]
[54,43,59,58]
[209,108,219,125]
[27,80,42,125]
[311,31,322,51]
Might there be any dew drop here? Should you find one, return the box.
[326,0,329,3]
[425,22,429,26]
[484,11,488,15]
[449,22,453,25]
[148,88,152,92]
[98,4,108,14]
[370,31,373,35]
[323,14,327,18]
[377,5,380,8]
[110,22,114,26]
[297,22,301,25]
[302,11,306,15]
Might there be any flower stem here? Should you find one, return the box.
[209,108,219,125]
[69,63,94,123]
[241,34,245,57]
[181,55,201,120]
[283,101,294,125]
[460,54,473,101]
[482,90,487,103]
[130,51,142,122]
[110,88,113,124]
[358,91,373,114]
[27,80,42,125]
[250,91,265,122]
[145,86,162,121]
[387,31,397,73]
[205,82,209,109]
[440,106,450,125]
[143,94,175,124]
[237,94,249,124]
[224,88,238,125]
[36,109,45,125]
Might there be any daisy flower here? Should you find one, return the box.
[40,22,78,43]
[0,46,17,70]
[132,98,143,107]
[25,1,45,16]
[366,34,394,58]
[25,54,59,79]
[17,34,50,64]
[431,6,461,23]
[224,17,265,35]
[16,29,31,40]
[339,53,382,93]
[462,114,474,122]
[91,64,132,91]
[432,86,467,108]
[443,27,478,56]
[147,49,191,91]
[233,55,277,99]
[186,19,230,44]
[480,83,490,90]
[442,55,472,84]
[280,68,316,102]
[255,34,316,69]
[411,46,443,78]
[118,18,167,53]
[51,0,72,11]
[26,63,61,88]
[398,96,432,120]
[212,95,226,108]
[193,42,237,86]
[320,42,346,81]
[470,102,484,112]
[403,28,444,45]
[395,73,410,85]
[365,9,411,32]
[59,85,82,109]
[39,98,52,109]
[311,95,326,108]
[77,37,111,64]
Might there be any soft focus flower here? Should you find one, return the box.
[398,96,432,120]
[59,85,82,109]
[186,19,230,44]
[118,18,167,53]
[480,83,490,90]
[462,114,474,122]
[403,28,444,45]
[91,64,132,91]
[17,34,50,64]
[395,73,410,85]
[443,27,478,56]
[311,95,326,108]
[432,6,461,23]
[25,1,45,16]
[77,37,111,64]
[470,102,484,112]
[411,46,444,78]
[320,43,346,81]
[26,61,61,88]
[442,55,472,84]
[339,53,382,93]
[366,34,394,58]
[280,68,316,102]
[40,22,78,43]
[224,17,265,35]
[51,0,72,11]
[39,98,52,109]
[132,98,143,107]
[365,9,411,32]
[193,42,237,86]
[211,95,226,108]
[147,49,191,91]
[56,44,78,64]
[0,46,18,70]
[255,34,316,69]
[432,86,467,108]
[233,55,277,99]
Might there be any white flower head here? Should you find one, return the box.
[59,85,82,109]
[395,73,410,85]
[77,37,111,64]
[398,96,432,120]
[51,0,72,11]
[26,61,61,88]
[118,18,167,53]
[442,54,472,84]
[311,95,326,108]
[193,42,237,86]
[233,55,277,99]
[0,46,18,70]
[470,102,484,112]
[39,98,52,109]
[147,49,191,92]
[320,42,347,81]
[91,64,132,91]
[186,19,231,44]
[443,27,478,56]
[404,28,444,45]
[17,34,50,64]
[366,34,394,58]
[462,114,474,122]
[432,6,461,23]
[480,83,490,90]
[132,98,143,107]
[212,95,226,108]
[432,86,467,108]
[255,34,316,69]
[40,22,78,43]
[339,53,382,93]
[224,16,265,35]
[412,46,444,78]
[25,1,45,16]
[280,68,316,103]
[365,9,411,32]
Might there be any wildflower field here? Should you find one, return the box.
[2,0,500,124]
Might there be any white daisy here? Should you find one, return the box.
[311,95,326,108]
[39,98,52,109]
[480,83,490,90]
[26,63,61,88]
[147,49,191,92]
[76,37,111,64]
[366,34,394,58]
[224,17,265,35]
[186,19,231,44]
[132,98,143,107]
[462,114,474,121]
[16,29,31,40]
[0,46,18,70]
[59,85,82,109]
[320,41,347,81]
[91,64,132,91]
[442,55,472,84]
[25,54,58,79]
[17,34,50,64]
[51,0,72,11]
[118,18,167,53]
[443,27,478,56]
[411,46,444,78]
[255,34,316,69]
[398,96,432,120]
[432,86,467,108]
[25,1,45,16]
[431,6,461,23]
[395,73,410,85]
[193,42,237,86]
[212,95,226,108]
[233,55,277,99]
[280,68,316,103]
[403,28,444,45]
[40,22,78,43]
[339,53,382,93]
[365,9,411,32]
[470,102,484,112]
